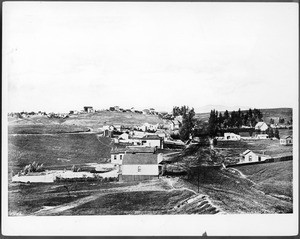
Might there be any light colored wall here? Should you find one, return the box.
[111,153,124,165]
[241,152,268,163]
[141,139,161,148]
[122,164,159,175]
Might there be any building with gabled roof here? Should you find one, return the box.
[255,122,268,132]
[120,153,163,181]
[239,149,271,164]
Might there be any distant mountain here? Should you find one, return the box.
[197,105,251,113]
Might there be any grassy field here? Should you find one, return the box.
[8,124,90,134]
[8,181,140,215]
[236,161,293,199]
[215,135,293,164]
[8,134,112,175]
[183,161,293,213]
[8,111,165,130]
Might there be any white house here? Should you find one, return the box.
[239,150,271,164]
[223,133,241,141]
[170,120,182,131]
[102,125,115,131]
[118,133,130,140]
[280,136,293,145]
[110,149,125,166]
[120,153,162,181]
[255,122,268,132]
[140,135,163,149]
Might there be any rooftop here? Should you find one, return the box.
[123,153,158,165]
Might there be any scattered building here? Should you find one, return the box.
[223,133,241,141]
[83,106,94,113]
[239,150,271,164]
[255,122,268,132]
[255,134,269,139]
[280,136,293,146]
[140,135,164,149]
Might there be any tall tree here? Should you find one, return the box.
[275,129,280,139]
[179,108,195,141]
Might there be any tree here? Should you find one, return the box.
[208,110,218,136]
[179,107,195,141]
[275,129,280,139]
[268,128,274,138]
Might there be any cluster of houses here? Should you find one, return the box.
[216,121,293,145]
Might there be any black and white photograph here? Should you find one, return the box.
[2,1,298,237]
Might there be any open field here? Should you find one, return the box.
[8,178,220,216]
[8,124,90,134]
[214,135,293,164]
[182,161,293,213]
[8,134,112,176]
[236,161,293,199]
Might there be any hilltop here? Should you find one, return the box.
[8,111,166,131]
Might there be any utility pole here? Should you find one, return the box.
[197,166,200,193]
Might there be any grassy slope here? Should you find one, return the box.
[182,164,292,213]
[8,111,165,130]
[8,134,112,173]
[236,161,293,198]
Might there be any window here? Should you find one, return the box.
[249,155,252,161]
[138,166,141,172]
[120,155,123,160]
[114,155,117,160]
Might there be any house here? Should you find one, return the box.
[110,149,126,166]
[114,106,120,111]
[83,106,94,113]
[255,122,268,132]
[140,135,164,149]
[239,150,271,164]
[280,136,293,145]
[120,153,163,181]
[223,133,241,141]
[118,133,130,140]
[255,134,269,139]
[170,120,182,131]
[102,125,115,131]
[114,125,123,132]
[142,109,150,115]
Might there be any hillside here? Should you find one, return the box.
[8,111,165,130]
[195,107,293,124]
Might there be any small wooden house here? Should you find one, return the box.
[255,122,268,132]
[223,132,241,141]
[239,150,271,164]
[280,136,293,146]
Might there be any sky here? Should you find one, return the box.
[3,2,298,113]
